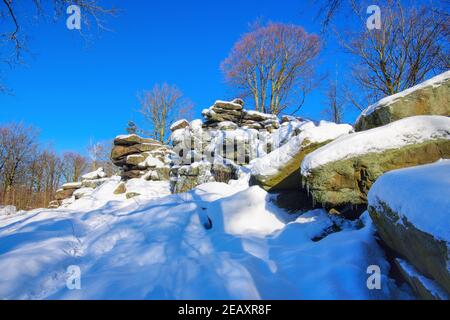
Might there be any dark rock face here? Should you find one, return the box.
[355,71,450,131]
[369,202,450,299]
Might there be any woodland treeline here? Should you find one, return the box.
[0,123,115,210]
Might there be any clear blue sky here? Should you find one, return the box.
[0,0,361,154]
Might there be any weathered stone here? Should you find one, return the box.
[61,182,82,190]
[303,139,450,208]
[111,143,162,162]
[125,154,147,166]
[251,141,330,191]
[113,182,127,194]
[73,187,94,200]
[369,201,450,297]
[81,178,108,189]
[114,134,159,146]
[355,71,450,131]
[55,188,75,200]
[126,192,141,199]
[48,200,61,209]
[214,100,244,111]
[170,119,190,132]
[395,258,449,300]
[121,170,145,180]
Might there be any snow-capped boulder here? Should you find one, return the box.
[355,71,450,131]
[73,187,94,200]
[55,188,76,201]
[81,167,107,180]
[113,134,158,146]
[250,121,353,191]
[301,116,450,212]
[368,160,450,299]
[170,119,190,132]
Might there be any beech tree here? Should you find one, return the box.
[221,22,321,115]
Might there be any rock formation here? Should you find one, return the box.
[368,160,450,299]
[49,167,109,208]
[355,70,450,131]
[300,116,450,212]
[170,98,286,193]
[111,134,172,181]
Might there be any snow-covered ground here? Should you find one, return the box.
[0,176,411,300]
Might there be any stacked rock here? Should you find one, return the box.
[170,98,284,193]
[201,99,280,132]
[49,167,108,208]
[111,134,172,181]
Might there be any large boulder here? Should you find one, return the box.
[55,188,75,201]
[301,116,450,210]
[355,71,450,131]
[114,134,158,146]
[368,160,450,299]
[250,121,353,191]
[111,143,162,164]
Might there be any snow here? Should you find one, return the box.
[0,173,409,299]
[0,205,17,216]
[115,134,138,140]
[396,258,449,300]
[244,110,278,120]
[61,182,82,189]
[302,116,450,175]
[125,179,171,199]
[82,167,106,180]
[357,70,450,121]
[251,121,353,177]
[73,188,94,199]
[214,100,243,109]
[368,160,450,242]
[170,119,189,131]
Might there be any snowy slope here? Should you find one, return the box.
[0,177,409,299]
[301,116,450,175]
[368,160,450,242]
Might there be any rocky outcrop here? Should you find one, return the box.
[250,121,353,191]
[111,134,172,181]
[201,99,280,132]
[170,98,286,193]
[50,168,109,208]
[355,71,450,131]
[300,116,450,211]
[368,160,450,299]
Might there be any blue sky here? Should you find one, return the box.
[0,0,361,154]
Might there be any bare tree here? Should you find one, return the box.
[87,139,116,175]
[342,1,448,104]
[138,83,192,144]
[62,152,88,182]
[323,78,344,123]
[221,22,321,115]
[0,0,117,91]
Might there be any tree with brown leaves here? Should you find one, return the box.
[221,22,321,115]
